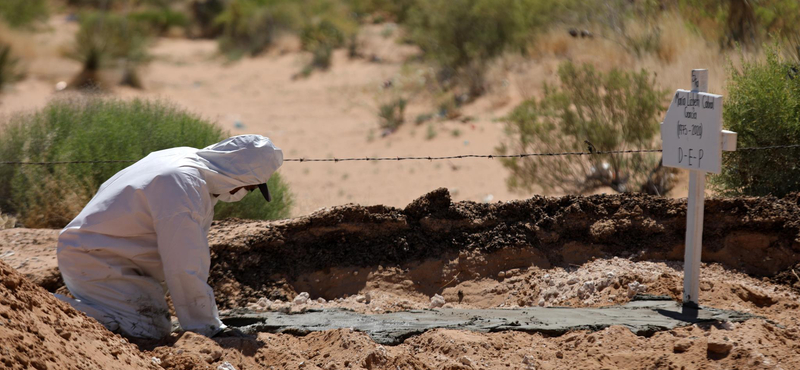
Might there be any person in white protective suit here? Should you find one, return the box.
[55,134,283,339]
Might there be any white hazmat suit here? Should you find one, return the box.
[56,135,283,339]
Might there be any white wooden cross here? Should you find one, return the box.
[660,70,738,306]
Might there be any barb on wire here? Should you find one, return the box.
[1,144,800,166]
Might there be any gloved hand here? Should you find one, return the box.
[212,327,249,338]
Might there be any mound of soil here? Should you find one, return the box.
[208,188,800,307]
[0,260,159,370]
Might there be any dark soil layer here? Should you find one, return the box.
[208,189,800,308]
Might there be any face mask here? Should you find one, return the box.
[217,187,248,203]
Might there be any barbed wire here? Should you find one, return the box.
[1,143,800,166]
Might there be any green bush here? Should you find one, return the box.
[377,98,407,131]
[346,0,416,22]
[498,61,668,194]
[67,12,153,89]
[191,0,227,38]
[216,0,301,58]
[711,45,800,197]
[128,8,191,35]
[217,0,358,62]
[0,97,293,227]
[404,0,570,98]
[0,43,25,92]
[0,0,48,28]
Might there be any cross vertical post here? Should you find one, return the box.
[683,69,708,305]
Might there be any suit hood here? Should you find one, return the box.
[189,135,283,195]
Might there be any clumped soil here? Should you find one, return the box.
[0,260,160,370]
[208,188,800,307]
[3,190,800,369]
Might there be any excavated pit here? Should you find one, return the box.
[207,188,800,308]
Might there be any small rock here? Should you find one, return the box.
[567,277,579,285]
[430,294,446,308]
[627,281,647,298]
[211,350,223,361]
[542,288,558,301]
[364,292,372,304]
[293,292,310,305]
[720,321,735,331]
[443,303,454,308]
[578,281,595,299]
[316,297,327,304]
[673,339,692,353]
[522,354,536,365]
[498,271,506,278]
[537,299,545,306]
[459,356,473,366]
[151,357,161,365]
[354,295,367,303]
[218,362,237,370]
[707,339,733,355]
[555,351,563,359]
[257,298,271,308]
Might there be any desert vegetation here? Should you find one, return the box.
[66,11,153,89]
[498,62,668,194]
[711,45,800,197]
[0,0,48,28]
[0,97,292,228]
[0,43,25,93]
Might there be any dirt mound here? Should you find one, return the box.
[208,188,800,307]
[0,260,159,370]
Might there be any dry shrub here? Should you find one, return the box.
[67,12,152,90]
[0,209,16,229]
[534,30,571,58]
[499,61,668,195]
[653,14,694,64]
[15,169,94,228]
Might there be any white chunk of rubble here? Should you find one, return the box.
[217,362,237,370]
[430,294,446,308]
[257,297,271,308]
[293,292,310,305]
[578,281,595,300]
[627,281,647,298]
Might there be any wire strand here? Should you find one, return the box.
[1,144,799,166]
